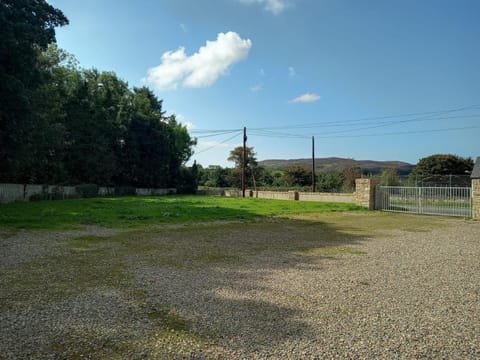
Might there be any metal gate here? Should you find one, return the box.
[375,186,472,217]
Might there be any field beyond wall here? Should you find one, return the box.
[1,196,479,359]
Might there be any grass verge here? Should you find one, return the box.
[0,195,364,230]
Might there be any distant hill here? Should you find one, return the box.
[258,157,415,175]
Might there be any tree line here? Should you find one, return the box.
[200,148,474,190]
[0,1,196,190]
[198,146,362,192]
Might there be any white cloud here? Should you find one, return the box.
[172,113,195,130]
[179,23,187,33]
[250,83,263,92]
[289,93,321,103]
[239,0,288,15]
[175,113,186,122]
[143,32,252,90]
[288,66,296,77]
[184,121,195,130]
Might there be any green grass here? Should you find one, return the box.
[0,195,364,230]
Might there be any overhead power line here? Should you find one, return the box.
[194,131,242,155]
[306,114,479,137]
[194,130,240,139]
[248,129,310,139]
[247,125,479,140]
[248,104,480,131]
[313,125,480,139]
[189,104,480,139]
[188,104,479,146]
[190,128,243,134]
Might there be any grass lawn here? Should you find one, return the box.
[0,195,364,230]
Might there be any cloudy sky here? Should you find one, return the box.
[49,0,480,166]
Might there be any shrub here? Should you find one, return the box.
[176,164,199,194]
[76,184,99,198]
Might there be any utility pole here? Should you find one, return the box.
[312,135,316,192]
[242,127,247,198]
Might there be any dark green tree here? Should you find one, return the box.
[0,1,196,188]
[341,165,362,192]
[283,165,312,187]
[227,146,258,188]
[0,0,68,181]
[166,115,197,183]
[252,167,274,187]
[61,69,127,185]
[411,154,473,177]
[409,154,473,186]
[380,168,401,186]
[317,171,343,192]
[117,87,170,187]
[26,44,79,184]
[227,146,257,168]
[201,165,231,187]
[176,161,199,194]
[117,87,195,188]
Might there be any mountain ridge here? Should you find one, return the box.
[258,157,415,175]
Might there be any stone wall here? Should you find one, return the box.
[224,189,244,198]
[354,178,379,210]
[0,184,24,204]
[0,183,176,204]
[136,188,176,196]
[225,189,356,203]
[472,179,480,220]
[254,190,291,200]
[298,192,355,203]
[196,188,225,196]
[215,180,379,208]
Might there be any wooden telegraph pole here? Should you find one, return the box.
[312,136,316,192]
[242,127,247,198]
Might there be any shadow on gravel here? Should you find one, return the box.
[130,217,372,356]
[0,207,373,358]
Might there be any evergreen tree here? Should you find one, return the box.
[0,0,68,181]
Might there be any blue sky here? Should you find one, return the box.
[49,0,480,167]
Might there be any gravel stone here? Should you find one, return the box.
[133,220,480,359]
[1,219,479,359]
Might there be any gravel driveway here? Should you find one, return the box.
[1,214,479,359]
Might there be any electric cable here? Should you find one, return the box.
[194,131,242,155]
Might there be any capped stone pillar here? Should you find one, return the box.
[471,157,480,220]
[355,178,379,210]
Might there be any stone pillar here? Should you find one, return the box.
[355,178,379,210]
[288,191,299,201]
[472,179,480,220]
